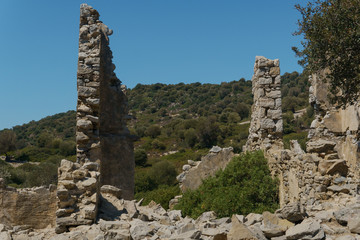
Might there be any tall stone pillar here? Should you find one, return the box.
[245,56,283,151]
[56,4,134,233]
[76,3,134,200]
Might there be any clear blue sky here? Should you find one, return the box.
[0,0,307,130]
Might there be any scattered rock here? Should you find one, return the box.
[228,215,258,240]
[276,202,306,223]
[285,218,324,240]
[306,139,336,153]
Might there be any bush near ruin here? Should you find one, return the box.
[175,151,279,218]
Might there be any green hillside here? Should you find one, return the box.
[0,71,313,204]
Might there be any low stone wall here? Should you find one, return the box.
[56,160,100,233]
[0,179,57,229]
[177,146,234,192]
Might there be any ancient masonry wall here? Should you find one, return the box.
[244,56,283,151]
[271,71,360,207]
[56,4,134,233]
[0,179,57,229]
[176,146,234,193]
[244,57,360,208]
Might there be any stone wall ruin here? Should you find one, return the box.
[56,4,134,233]
[244,57,360,208]
[244,56,283,152]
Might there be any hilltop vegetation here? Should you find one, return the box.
[0,71,313,202]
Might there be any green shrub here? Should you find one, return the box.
[135,185,180,209]
[149,160,177,186]
[152,139,166,150]
[175,151,279,218]
[134,149,148,167]
[145,125,161,138]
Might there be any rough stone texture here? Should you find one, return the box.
[307,70,360,179]
[56,159,100,233]
[0,182,56,229]
[177,147,234,192]
[0,197,359,239]
[244,56,283,152]
[56,4,134,233]
[76,3,134,199]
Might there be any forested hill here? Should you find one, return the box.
[1,71,311,157]
[0,71,313,190]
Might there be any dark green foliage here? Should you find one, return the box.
[145,125,162,138]
[135,185,180,209]
[134,149,148,167]
[0,155,62,188]
[175,151,279,218]
[149,160,177,187]
[135,160,179,208]
[293,0,360,106]
[0,129,17,154]
[0,73,311,192]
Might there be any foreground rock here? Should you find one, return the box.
[2,191,359,240]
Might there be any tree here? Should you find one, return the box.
[134,149,148,167]
[145,125,161,138]
[0,130,17,154]
[293,0,360,106]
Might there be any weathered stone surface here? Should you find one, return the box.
[100,185,122,199]
[285,218,324,240]
[260,211,293,238]
[179,147,234,192]
[348,218,360,234]
[306,139,336,153]
[245,56,282,151]
[245,213,263,226]
[318,159,348,176]
[260,118,276,129]
[130,219,151,240]
[0,186,57,229]
[334,204,360,225]
[228,215,257,240]
[276,202,306,223]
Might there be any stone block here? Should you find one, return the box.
[260,118,275,129]
[306,139,336,153]
[258,77,272,85]
[267,109,282,119]
[259,98,275,108]
[267,90,281,99]
[78,86,97,97]
[270,66,280,76]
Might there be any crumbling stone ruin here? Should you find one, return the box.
[0,179,57,229]
[1,4,360,238]
[56,4,134,233]
[176,146,234,193]
[244,56,283,151]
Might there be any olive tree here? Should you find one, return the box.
[293,0,360,106]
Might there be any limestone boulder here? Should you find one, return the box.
[318,159,348,176]
[334,204,360,225]
[276,202,306,223]
[348,218,360,234]
[180,147,234,192]
[100,185,122,199]
[306,139,336,153]
[260,211,294,238]
[285,218,324,240]
[130,219,151,240]
[245,213,263,226]
[228,215,258,240]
